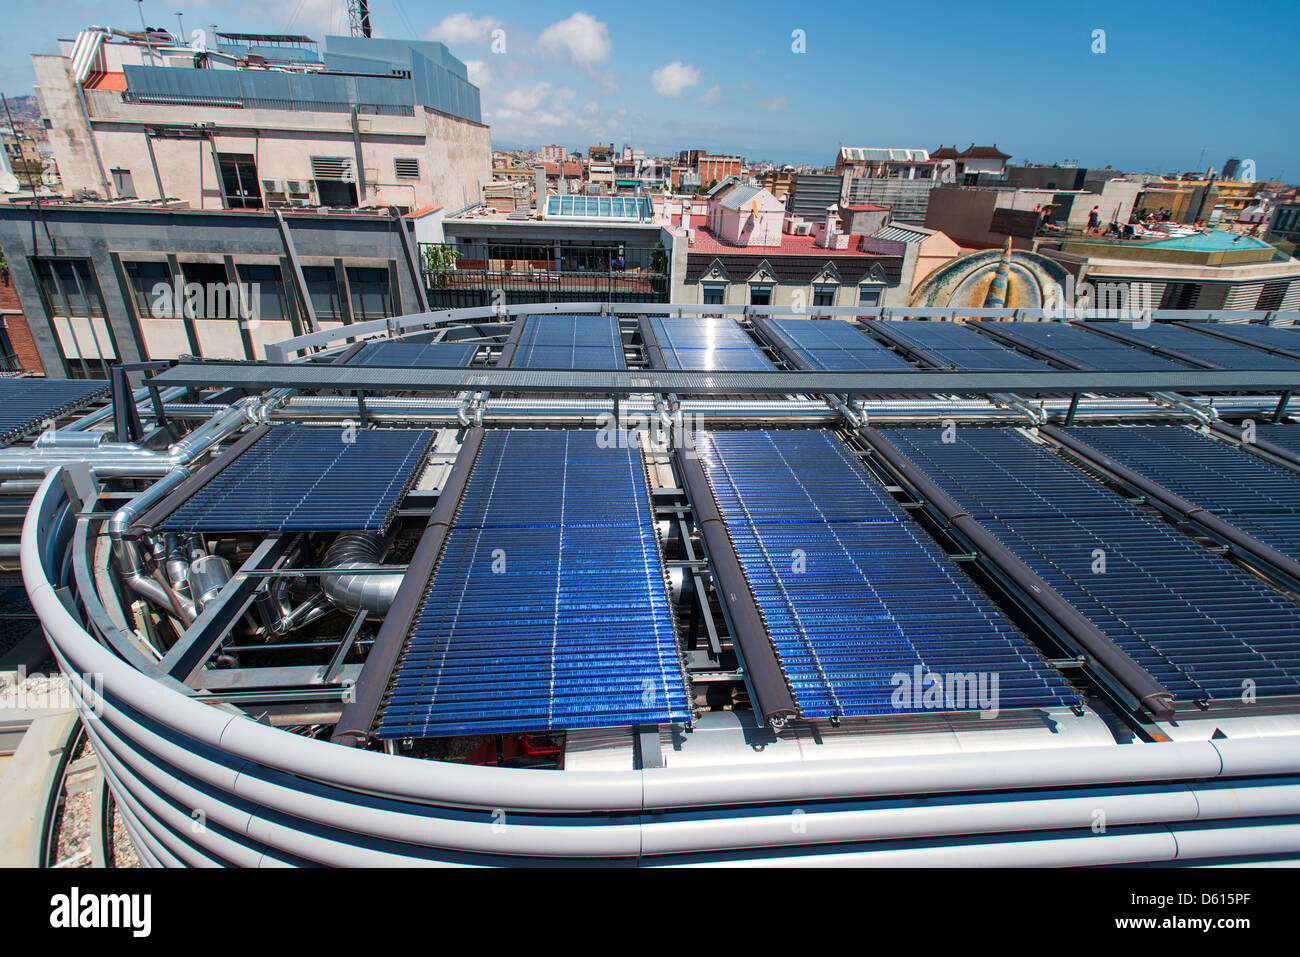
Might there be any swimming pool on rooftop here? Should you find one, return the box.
[1143,229,1272,252]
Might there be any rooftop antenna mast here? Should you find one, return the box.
[347,0,373,38]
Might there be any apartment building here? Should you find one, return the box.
[0,202,426,377]
[35,29,491,213]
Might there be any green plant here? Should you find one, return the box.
[423,245,460,288]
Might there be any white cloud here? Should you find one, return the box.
[538,12,611,69]
[699,84,722,105]
[650,61,701,99]
[465,60,492,88]
[502,82,553,112]
[759,95,789,111]
[424,13,505,45]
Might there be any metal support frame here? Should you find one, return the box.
[673,431,798,728]
[153,534,296,682]
[331,427,485,747]
[274,209,320,334]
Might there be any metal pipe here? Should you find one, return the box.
[1151,391,1217,426]
[319,532,402,619]
[675,430,799,728]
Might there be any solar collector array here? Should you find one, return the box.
[760,319,913,371]
[647,316,773,370]
[0,379,109,445]
[694,429,1077,718]
[377,429,690,738]
[512,315,626,369]
[875,320,1049,371]
[884,427,1300,701]
[161,425,435,534]
[1065,425,1300,560]
[347,341,480,367]
[1082,321,1300,370]
[975,321,1190,371]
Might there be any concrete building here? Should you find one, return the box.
[696,154,743,186]
[925,181,1140,249]
[785,172,844,220]
[836,147,936,180]
[431,201,670,307]
[1266,202,1300,255]
[932,144,1011,182]
[34,29,491,213]
[667,185,912,308]
[541,144,565,164]
[0,202,426,377]
[1036,230,1300,311]
[869,222,964,293]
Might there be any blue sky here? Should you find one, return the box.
[3,0,1297,177]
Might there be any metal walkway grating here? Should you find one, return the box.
[161,425,435,534]
[693,429,1078,719]
[884,427,1300,702]
[376,429,690,738]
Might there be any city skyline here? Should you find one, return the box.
[1,0,1295,178]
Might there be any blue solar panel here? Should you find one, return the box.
[0,379,108,445]
[377,430,690,738]
[977,321,1189,371]
[162,425,435,534]
[885,427,1300,701]
[1256,424,1300,454]
[1181,322,1300,358]
[1082,321,1300,370]
[349,341,480,367]
[694,429,1077,719]
[875,320,1049,371]
[762,319,912,371]
[648,317,773,371]
[1065,425,1300,560]
[512,315,625,369]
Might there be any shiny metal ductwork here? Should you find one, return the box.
[320,532,403,619]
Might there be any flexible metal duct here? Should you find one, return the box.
[320,532,403,619]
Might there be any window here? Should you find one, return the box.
[235,265,292,322]
[217,153,262,209]
[304,267,345,322]
[179,263,236,319]
[33,259,102,317]
[1257,280,1289,311]
[858,285,882,307]
[749,284,772,306]
[311,156,358,208]
[347,267,392,320]
[394,157,420,178]
[123,261,171,316]
[1160,282,1199,310]
[813,284,837,307]
[111,168,137,199]
[702,283,726,305]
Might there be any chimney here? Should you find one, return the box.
[534,165,546,209]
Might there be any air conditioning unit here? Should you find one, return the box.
[262,179,286,194]
[285,180,310,195]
